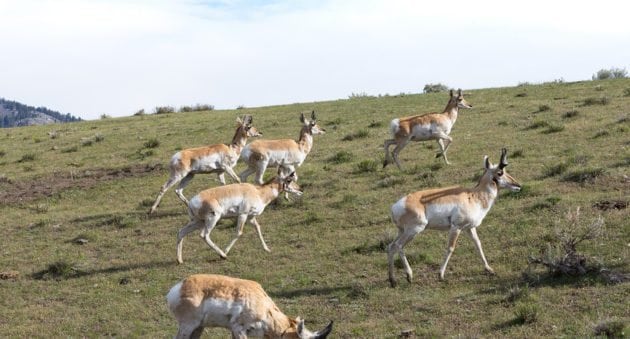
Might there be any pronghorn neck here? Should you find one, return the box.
[443,100,459,122]
[267,307,296,337]
[230,126,248,148]
[257,178,283,204]
[472,173,499,207]
[297,127,314,154]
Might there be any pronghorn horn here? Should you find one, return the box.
[499,148,508,169]
[450,89,454,97]
[300,112,306,123]
[311,110,316,120]
[458,88,462,96]
[314,321,334,339]
[245,115,252,124]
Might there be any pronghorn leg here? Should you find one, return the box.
[202,214,228,259]
[217,172,227,185]
[176,324,204,339]
[466,227,495,275]
[383,139,397,168]
[254,160,269,185]
[176,219,203,264]
[439,228,462,280]
[435,133,453,164]
[175,173,195,205]
[224,214,248,255]
[387,225,421,287]
[223,166,241,184]
[149,174,183,214]
[250,217,270,252]
[391,137,410,171]
[239,166,256,183]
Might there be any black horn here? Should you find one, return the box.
[311,110,316,120]
[499,148,508,169]
[314,321,334,339]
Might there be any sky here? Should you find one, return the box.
[1,0,629,120]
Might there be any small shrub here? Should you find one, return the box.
[81,139,93,147]
[93,134,105,142]
[18,153,36,162]
[537,104,551,112]
[562,167,605,183]
[515,92,528,97]
[328,151,353,164]
[513,302,539,324]
[61,146,79,153]
[511,149,524,158]
[368,121,383,128]
[355,160,378,173]
[592,67,627,80]
[594,320,627,338]
[423,83,449,93]
[100,114,111,119]
[0,150,5,157]
[33,261,81,280]
[143,138,160,149]
[623,88,630,97]
[155,106,176,114]
[236,105,245,110]
[593,130,610,138]
[562,110,579,119]
[543,124,564,134]
[342,130,369,141]
[179,105,193,112]
[525,120,549,130]
[134,109,145,116]
[504,285,530,304]
[582,97,609,106]
[348,92,372,99]
[377,176,405,188]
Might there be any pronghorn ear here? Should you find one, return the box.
[245,115,253,125]
[236,116,243,124]
[484,155,491,169]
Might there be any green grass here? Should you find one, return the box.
[0,79,628,337]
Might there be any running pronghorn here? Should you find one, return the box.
[239,111,325,185]
[149,115,261,214]
[176,169,302,263]
[167,274,334,339]
[387,148,521,286]
[383,89,472,169]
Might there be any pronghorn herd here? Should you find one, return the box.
[157,90,521,338]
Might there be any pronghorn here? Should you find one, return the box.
[387,148,521,286]
[239,111,325,185]
[149,115,261,214]
[383,89,472,169]
[176,169,302,263]
[167,274,334,339]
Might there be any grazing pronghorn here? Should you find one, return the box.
[383,89,472,169]
[176,169,302,263]
[167,274,334,339]
[239,111,325,185]
[149,115,261,214]
[387,148,521,286]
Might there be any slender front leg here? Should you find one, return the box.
[224,166,241,184]
[250,217,271,252]
[224,214,248,255]
[466,227,494,275]
[439,228,461,280]
[202,214,228,259]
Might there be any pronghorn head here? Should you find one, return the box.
[300,111,326,135]
[483,148,521,192]
[450,89,473,109]
[286,318,333,339]
[276,168,303,196]
[239,115,262,137]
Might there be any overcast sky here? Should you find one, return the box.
[1,0,629,120]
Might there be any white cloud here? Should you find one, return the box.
[0,0,629,119]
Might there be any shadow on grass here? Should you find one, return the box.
[32,260,176,280]
[269,285,355,299]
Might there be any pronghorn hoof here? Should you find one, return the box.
[389,278,397,288]
[406,275,412,284]
[485,267,496,275]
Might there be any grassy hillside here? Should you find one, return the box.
[0,79,628,337]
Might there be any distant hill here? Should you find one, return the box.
[0,98,81,128]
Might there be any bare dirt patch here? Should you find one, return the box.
[0,163,163,204]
